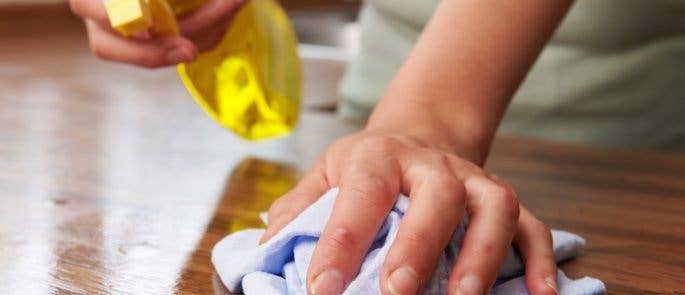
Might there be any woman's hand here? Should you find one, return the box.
[270,0,575,289]
[260,129,558,295]
[69,0,244,68]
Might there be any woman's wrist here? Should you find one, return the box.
[365,98,490,165]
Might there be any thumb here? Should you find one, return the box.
[260,163,329,244]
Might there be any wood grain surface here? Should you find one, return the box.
[0,5,683,295]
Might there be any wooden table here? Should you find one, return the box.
[1,6,684,295]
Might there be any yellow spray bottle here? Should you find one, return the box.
[105,0,302,141]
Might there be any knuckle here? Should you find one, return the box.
[361,172,389,189]
[346,171,382,190]
[466,162,485,175]
[450,158,484,179]
[345,175,394,209]
[430,172,461,191]
[428,172,466,207]
[478,240,497,255]
[400,230,437,252]
[490,185,520,219]
[321,226,359,252]
[357,135,400,155]
[427,151,451,166]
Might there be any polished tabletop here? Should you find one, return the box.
[1,5,684,295]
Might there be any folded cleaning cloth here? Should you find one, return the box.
[213,188,606,294]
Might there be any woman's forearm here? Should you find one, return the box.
[367,0,573,164]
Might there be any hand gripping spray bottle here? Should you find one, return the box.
[105,0,302,141]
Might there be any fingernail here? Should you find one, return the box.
[166,47,194,64]
[387,266,420,295]
[310,270,345,295]
[455,275,482,295]
[545,276,559,295]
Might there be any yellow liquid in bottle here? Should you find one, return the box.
[177,0,302,141]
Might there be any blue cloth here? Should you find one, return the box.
[212,188,606,294]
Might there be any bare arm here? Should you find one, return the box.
[265,1,575,294]
[370,0,573,163]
